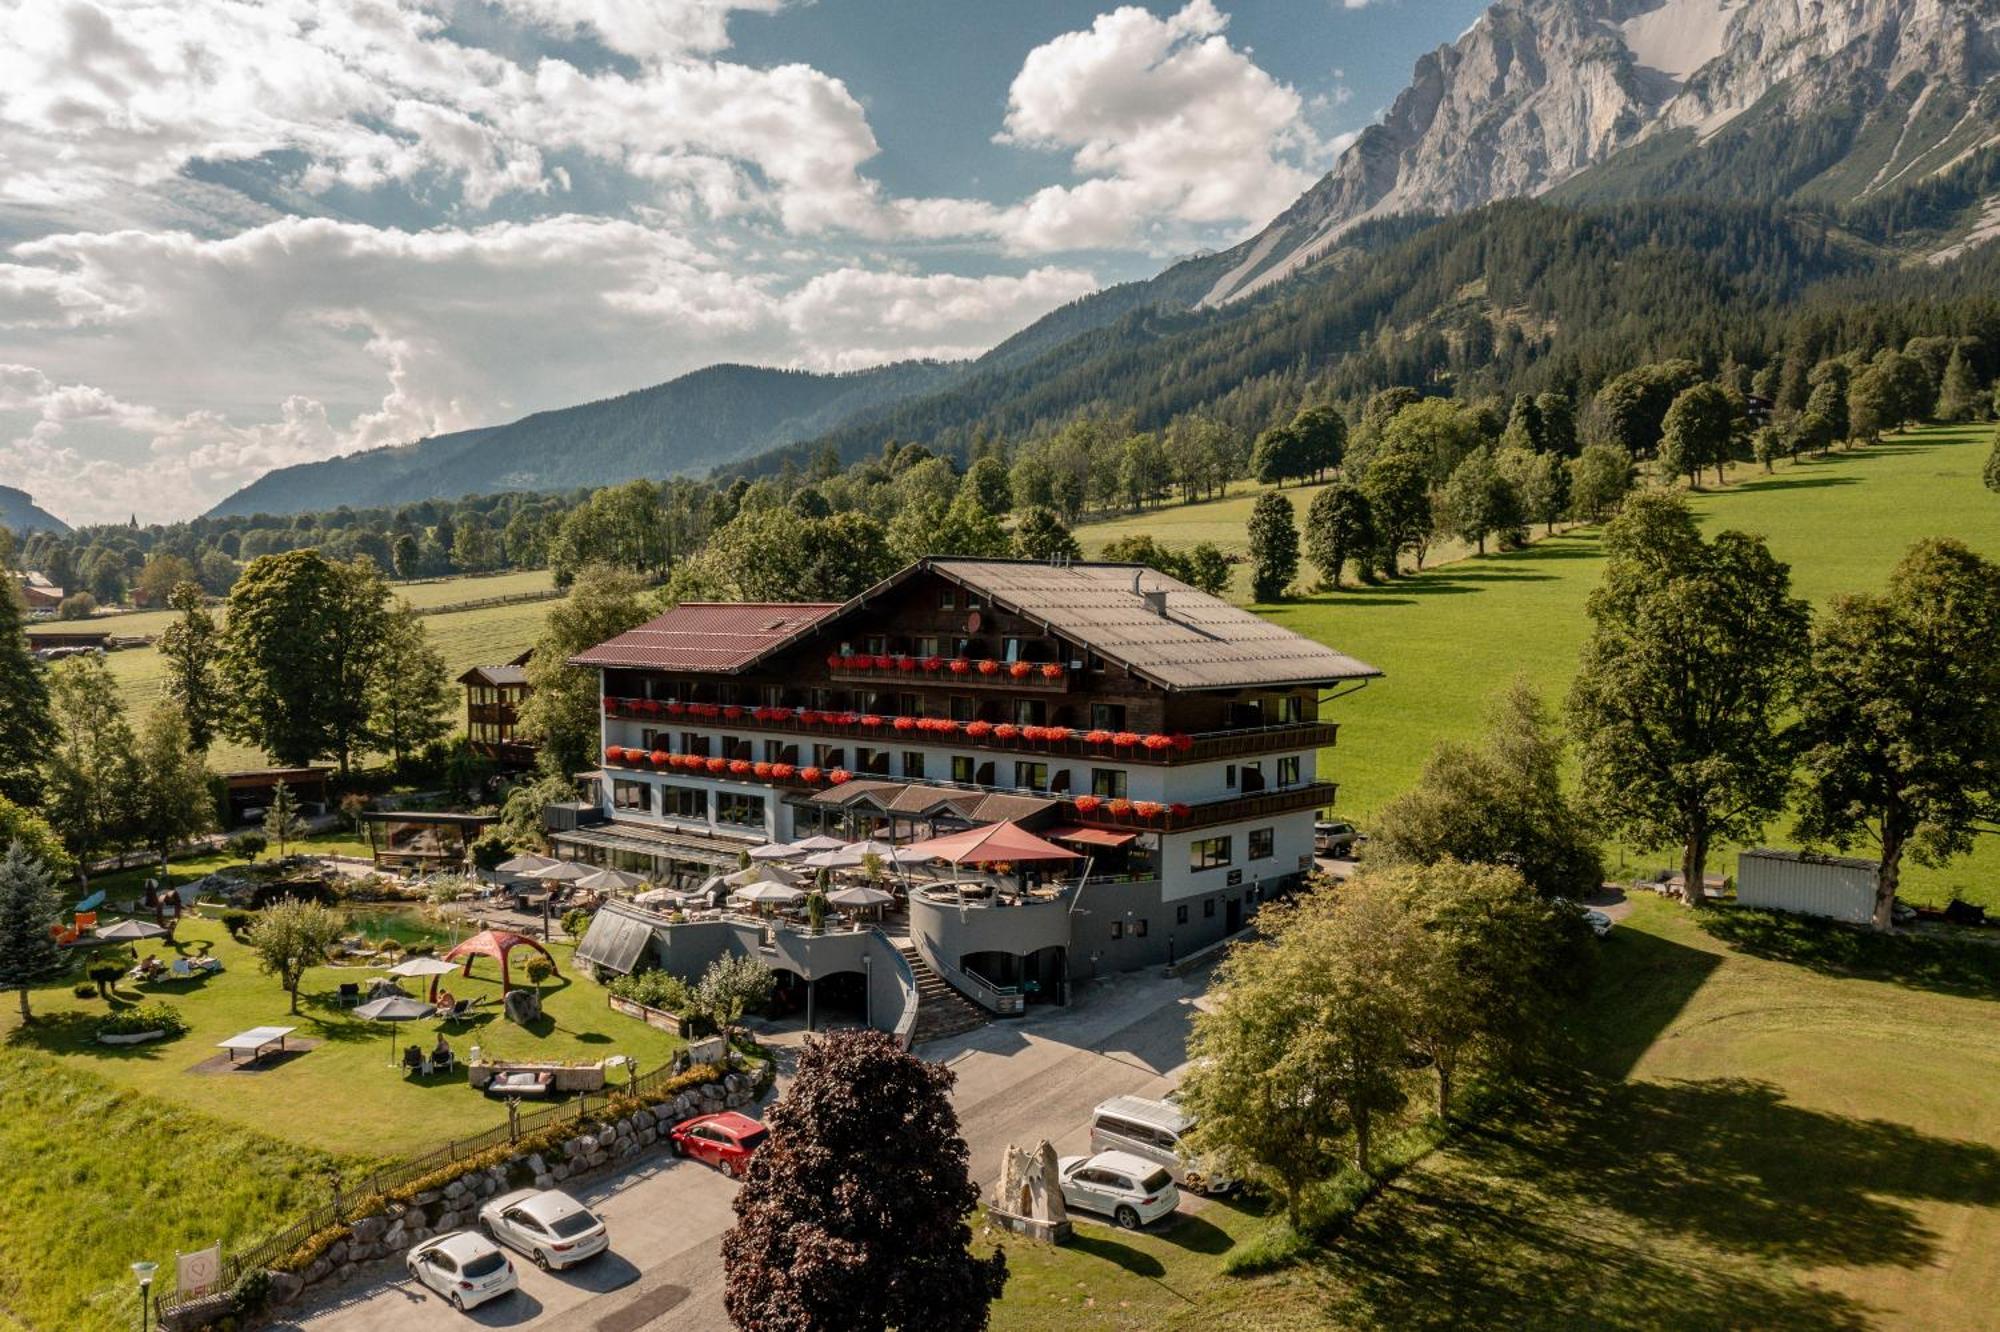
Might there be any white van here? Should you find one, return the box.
[1089,1095,1235,1195]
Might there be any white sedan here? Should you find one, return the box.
[478,1187,610,1270]
[1057,1150,1181,1229]
[405,1230,517,1311]
[1582,907,1614,937]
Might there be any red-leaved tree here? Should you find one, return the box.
[722,1030,1007,1330]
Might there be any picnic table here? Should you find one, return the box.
[217,1025,297,1065]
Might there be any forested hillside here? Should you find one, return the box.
[206,359,966,518]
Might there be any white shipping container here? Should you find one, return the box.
[1736,849,1879,924]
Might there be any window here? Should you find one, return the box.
[763,739,786,763]
[1013,698,1047,726]
[1190,836,1232,871]
[1277,694,1305,723]
[1134,918,1148,938]
[950,695,977,723]
[916,636,941,658]
[1087,651,1105,671]
[1110,920,1124,940]
[814,743,844,768]
[717,792,766,829]
[1176,904,1188,925]
[902,752,925,780]
[612,779,652,813]
[1091,702,1127,730]
[1091,768,1128,798]
[864,635,887,655]
[899,693,920,716]
[1249,827,1275,860]
[1204,898,1216,918]
[1277,756,1301,787]
[855,746,890,776]
[1225,764,1237,788]
[680,732,708,757]
[763,685,786,708]
[951,755,975,784]
[939,587,956,611]
[661,785,706,820]
[1014,761,1048,790]
[1002,636,1023,663]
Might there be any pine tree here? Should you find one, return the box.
[265,780,306,860]
[0,581,49,807]
[0,842,65,1020]
[1247,492,1299,601]
[1937,346,1982,422]
[158,581,221,751]
[369,603,452,771]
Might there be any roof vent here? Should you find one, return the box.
[1142,589,1168,618]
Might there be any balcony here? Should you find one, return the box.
[603,696,1335,767]
[825,654,1072,693]
[467,702,519,726]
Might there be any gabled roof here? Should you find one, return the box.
[914,559,1380,692]
[570,601,843,674]
[459,663,528,687]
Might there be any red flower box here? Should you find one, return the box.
[641,699,663,716]
[665,701,685,717]
[1074,795,1102,813]
[650,750,671,768]
[839,712,861,727]
[827,654,847,670]
[1134,801,1164,819]
[892,716,917,732]
[829,768,853,785]
[753,761,774,779]
[977,659,1001,676]
[895,657,916,673]
[1041,726,1073,743]
[1008,661,1032,680]
[1084,729,1114,745]
[729,760,752,776]
[1112,732,1141,748]
[965,721,994,739]
[859,715,884,729]
[603,748,622,764]
[1143,734,1174,751]
[949,659,972,675]
[1172,734,1194,752]
[705,757,728,774]
[773,763,797,779]
[993,723,1020,742]
[723,706,744,721]
[1041,663,1064,680]
[922,657,944,673]
[1108,798,1134,817]
[1169,802,1191,818]
[799,766,823,783]
[873,655,895,671]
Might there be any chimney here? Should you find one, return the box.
[1142,589,1168,618]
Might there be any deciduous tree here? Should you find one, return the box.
[159,581,222,751]
[722,1030,1006,1332]
[0,797,75,882]
[246,897,345,1014]
[1360,450,1432,575]
[1793,539,2000,929]
[133,704,214,865]
[696,953,774,1060]
[1305,482,1373,588]
[369,603,452,770]
[517,564,653,780]
[1247,492,1298,601]
[1567,444,1632,522]
[1567,493,1810,907]
[1657,383,1734,487]
[44,656,139,878]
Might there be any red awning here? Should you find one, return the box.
[900,820,1084,865]
[1043,825,1137,849]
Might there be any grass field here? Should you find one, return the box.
[990,893,2000,1330]
[99,587,557,772]
[1092,424,2000,907]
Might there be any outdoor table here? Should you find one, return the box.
[217,1025,297,1065]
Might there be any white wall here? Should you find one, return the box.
[1158,810,1315,903]
[1737,851,1877,924]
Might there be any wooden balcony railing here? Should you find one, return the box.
[826,657,1072,693]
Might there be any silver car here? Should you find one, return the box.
[406,1230,517,1311]
[478,1188,609,1270]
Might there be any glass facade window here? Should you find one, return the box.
[1091,702,1126,730]
[1176,904,1188,925]
[951,755,975,784]
[1135,918,1148,938]
[916,636,941,658]
[1277,694,1305,723]
[680,732,708,757]
[814,743,844,768]
[1190,836,1232,871]
[661,785,706,820]
[902,752,925,780]
[1091,768,1127,798]
[1278,756,1301,787]
[1110,921,1123,940]
[1003,637,1022,663]
[612,779,652,813]
[950,695,976,722]
[717,792,766,829]
[1013,698,1046,725]
[1249,827,1275,860]
[856,746,890,776]
[940,588,956,610]
[1014,761,1048,790]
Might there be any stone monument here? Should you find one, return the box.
[988,1139,1071,1243]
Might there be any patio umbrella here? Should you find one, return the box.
[353,993,437,1067]
[827,885,893,907]
[573,867,646,894]
[900,820,1083,866]
[746,841,807,862]
[733,882,805,906]
[385,955,460,1002]
[494,853,557,876]
[803,839,916,870]
[537,862,591,883]
[94,919,167,941]
[725,862,801,889]
[788,834,848,852]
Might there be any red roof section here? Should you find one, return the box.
[902,820,1085,865]
[570,602,842,674]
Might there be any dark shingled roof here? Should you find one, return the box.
[459,663,528,687]
[570,602,842,673]
[921,559,1380,692]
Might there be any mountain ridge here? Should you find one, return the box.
[0,485,71,536]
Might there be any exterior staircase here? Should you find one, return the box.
[896,943,991,1046]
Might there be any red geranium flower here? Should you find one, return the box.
[1171,734,1194,752]
[977,659,1001,676]
[892,716,917,732]
[1169,802,1191,818]
[723,706,744,721]
[993,723,1020,742]
[922,656,944,673]
[772,763,797,779]
[705,757,728,774]
[1074,795,1102,813]
[873,655,895,671]
[1108,798,1134,817]
[839,712,861,727]
[1041,663,1064,680]
[650,750,671,768]
[949,659,972,675]
[829,768,852,785]
[729,759,751,776]
[965,720,994,739]
[860,715,884,729]
[1143,734,1173,751]
[1008,661,1032,680]
[753,761,774,779]
[1042,726,1073,743]
[1084,729,1114,745]
[665,701,685,717]
[827,654,846,670]
[896,657,916,673]
[1134,801,1163,819]
[1112,732,1141,747]
[603,747,621,764]
[799,766,822,783]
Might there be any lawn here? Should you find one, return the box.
[99,587,558,772]
[1145,424,1999,906]
[990,894,2000,1331]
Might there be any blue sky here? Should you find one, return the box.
[0,0,1490,522]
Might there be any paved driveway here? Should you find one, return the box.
[277,963,1209,1332]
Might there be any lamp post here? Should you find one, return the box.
[131,1260,158,1332]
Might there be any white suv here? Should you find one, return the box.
[406,1231,517,1311]
[478,1188,609,1270]
[1057,1150,1181,1229]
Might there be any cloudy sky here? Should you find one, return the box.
[0,0,1487,525]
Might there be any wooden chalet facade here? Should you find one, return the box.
[459,650,536,768]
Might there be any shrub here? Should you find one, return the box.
[96,1002,188,1039]
[561,907,593,939]
[607,969,696,1014]
[71,981,97,999]
[221,910,254,935]
[86,961,124,994]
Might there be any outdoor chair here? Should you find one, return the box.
[402,1045,427,1077]
[169,958,192,979]
[336,982,361,1007]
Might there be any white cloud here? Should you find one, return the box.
[989,0,1321,252]
[0,216,1097,522]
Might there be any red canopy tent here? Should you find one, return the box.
[443,928,559,991]
[900,820,1084,866]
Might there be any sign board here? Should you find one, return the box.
[1226,869,1243,888]
[686,1035,728,1066]
[178,1244,222,1297]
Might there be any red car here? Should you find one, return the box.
[670,1111,769,1178]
